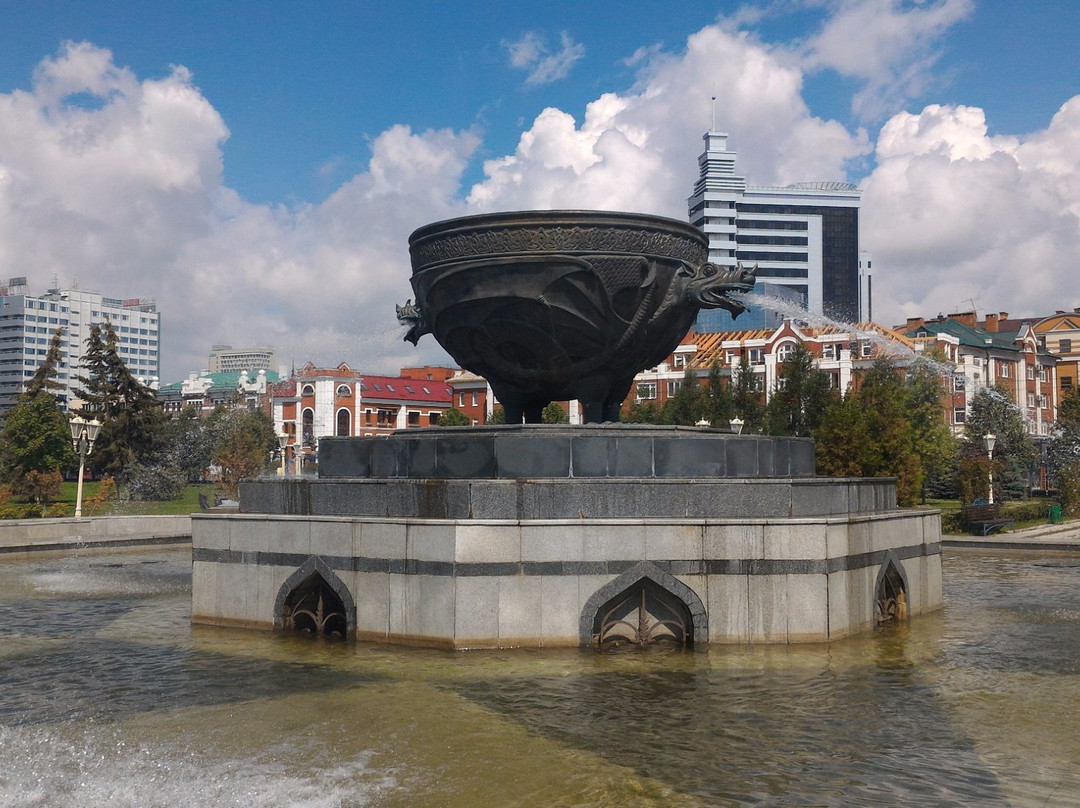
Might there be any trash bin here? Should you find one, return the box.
[1049,504,1064,524]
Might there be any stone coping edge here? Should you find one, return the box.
[193,541,939,577]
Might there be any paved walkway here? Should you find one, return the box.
[942,519,1080,551]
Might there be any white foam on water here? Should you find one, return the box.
[0,726,403,808]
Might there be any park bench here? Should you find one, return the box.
[962,502,1014,536]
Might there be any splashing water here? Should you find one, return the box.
[729,291,960,378]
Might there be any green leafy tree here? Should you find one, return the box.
[814,358,927,507]
[210,408,278,499]
[0,392,75,498]
[485,407,506,425]
[622,400,663,424]
[440,407,470,426]
[815,392,873,477]
[960,385,1036,501]
[856,359,923,506]
[161,407,216,483]
[1049,387,1080,515]
[765,344,832,437]
[541,402,570,424]
[905,362,958,501]
[730,353,765,433]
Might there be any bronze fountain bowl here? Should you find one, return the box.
[399,210,755,423]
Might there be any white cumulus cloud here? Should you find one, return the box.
[864,98,1080,324]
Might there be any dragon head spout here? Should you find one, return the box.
[396,299,430,345]
[682,262,758,317]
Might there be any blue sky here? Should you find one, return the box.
[0,1,1078,379]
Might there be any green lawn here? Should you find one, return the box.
[923,496,1066,534]
[54,481,217,516]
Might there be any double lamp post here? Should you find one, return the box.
[69,415,102,518]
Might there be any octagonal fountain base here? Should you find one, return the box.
[191,426,942,648]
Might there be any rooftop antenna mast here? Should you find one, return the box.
[711,96,717,131]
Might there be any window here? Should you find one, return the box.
[953,375,965,392]
[667,380,682,397]
[336,409,350,436]
[1027,366,1035,380]
[860,341,873,358]
[673,353,687,369]
[1060,339,1072,353]
[407,411,420,427]
[302,384,315,397]
[1063,376,1074,390]
[777,343,796,362]
[954,408,966,424]
[748,348,765,365]
[636,382,657,400]
[1039,367,1048,382]
[337,384,351,397]
[377,408,396,427]
[1037,394,1048,408]
[302,409,314,447]
[429,412,441,426]
[822,344,835,359]
[999,363,1009,378]
[471,392,478,406]
[1027,392,1035,407]
[459,392,465,407]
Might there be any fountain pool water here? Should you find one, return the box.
[2,547,1079,807]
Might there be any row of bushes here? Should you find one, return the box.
[0,503,72,519]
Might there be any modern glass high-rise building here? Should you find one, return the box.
[0,278,160,415]
[688,131,863,332]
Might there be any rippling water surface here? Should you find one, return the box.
[1,548,1078,807]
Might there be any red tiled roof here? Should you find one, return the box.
[359,375,452,404]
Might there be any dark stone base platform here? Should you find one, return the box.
[240,476,897,521]
[317,425,815,481]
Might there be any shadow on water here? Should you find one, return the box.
[444,631,1007,806]
[0,632,382,728]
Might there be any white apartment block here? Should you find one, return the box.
[208,344,277,374]
[0,278,160,413]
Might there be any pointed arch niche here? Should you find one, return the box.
[873,550,909,627]
[274,556,356,639]
[579,562,708,648]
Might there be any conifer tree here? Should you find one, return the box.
[764,343,832,437]
[664,367,707,425]
[24,327,66,400]
[731,353,765,433]
[72,319,166,479]
[705,360,734,428]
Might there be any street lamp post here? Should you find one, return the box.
[69,416,102,518]
[729,417,745,435]
[984,433,997,505]
[277,433,289,476]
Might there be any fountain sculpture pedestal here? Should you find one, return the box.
[191,426,942,648]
